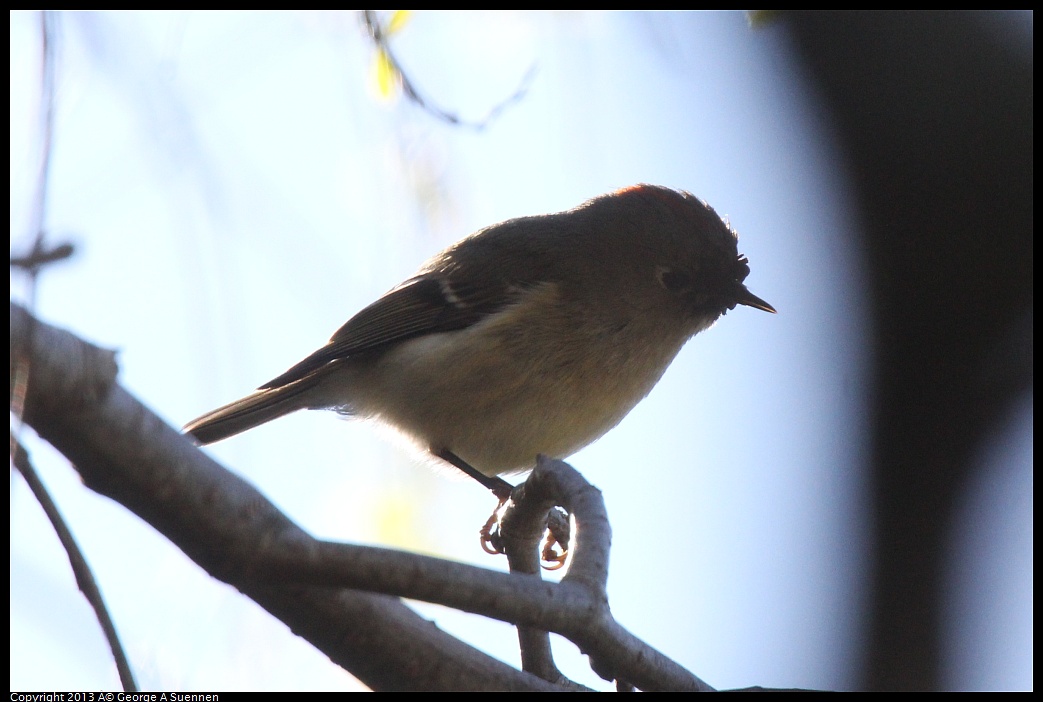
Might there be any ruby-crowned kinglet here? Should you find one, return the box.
[184,184,775,479]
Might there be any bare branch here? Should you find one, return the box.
[11,301,714,691]
[499,474,568,684]
[11,301,557,692]
[10,241,75,271]
[361,10,535,131]
[11,436,138,692]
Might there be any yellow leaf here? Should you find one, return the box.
[372,48,399,100]
[386,10,412,36]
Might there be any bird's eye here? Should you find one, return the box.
[658,268,691,293]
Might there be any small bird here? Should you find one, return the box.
[185,184,775,485]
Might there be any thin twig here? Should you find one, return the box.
[11,13,134,691]
[28,11,57,257]
[361,10,536,131]
[11,241,75,271]
[11,10,59,452]
[11,437,138,692]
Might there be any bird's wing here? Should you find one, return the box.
[258,273,514,389]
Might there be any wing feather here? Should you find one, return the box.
[259,274,512,389]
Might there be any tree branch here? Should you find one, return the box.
[11,436,138,692]
[11,301,714,691]
[10,301,557,692]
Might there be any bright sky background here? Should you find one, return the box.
[10,10,1031,692]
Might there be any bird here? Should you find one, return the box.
[184,184,775,488]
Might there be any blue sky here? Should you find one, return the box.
[10,11,1031,691]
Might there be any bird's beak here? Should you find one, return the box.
[735,286,777,314]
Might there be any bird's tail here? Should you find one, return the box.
[184,378,319,445]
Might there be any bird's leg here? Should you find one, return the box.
[433,448,514,501]
[433,448,515,555]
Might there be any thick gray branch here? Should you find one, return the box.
[11,302,712,691]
